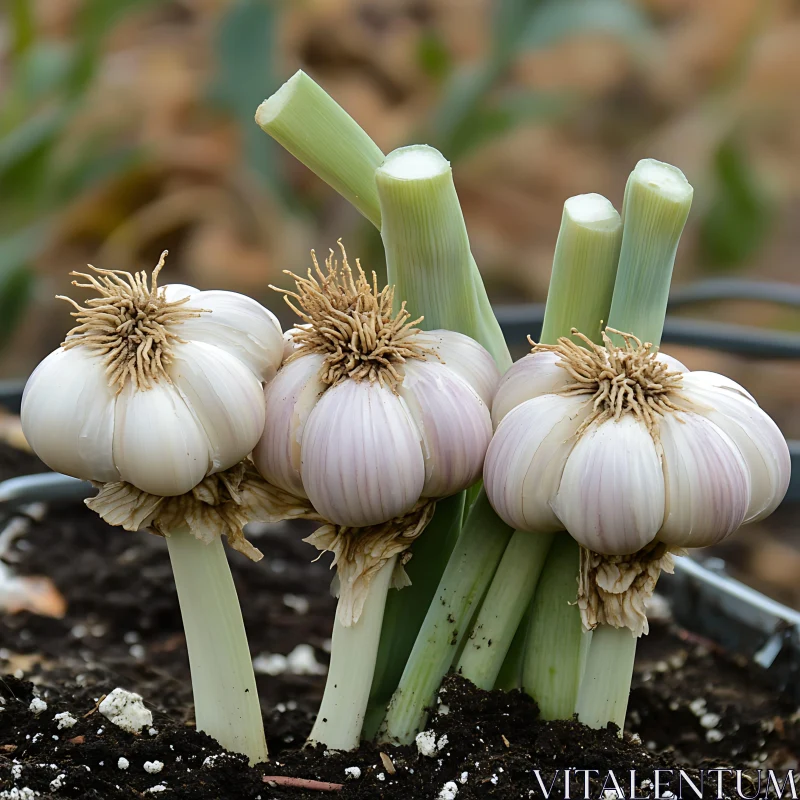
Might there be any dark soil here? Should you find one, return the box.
[1,441,798,798]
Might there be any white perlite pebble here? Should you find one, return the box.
[0,788,37,800]
[99,688,152,734]
[344,767,361,780]
[459,772,469,785]
[706,729,725,743]
[377,773,385,782]
[252,644,326,676]
[118,758,130,770]
[54,712,77,730]
[699,712,721,729]
[146,784,167,794]
[28,698,47,715]
[438,781,459,800]
[49,774,66,791]
[144,761,164,774]
[415,730,437,757]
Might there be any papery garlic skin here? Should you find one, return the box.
[21,257,283,497]
[252,248,498,528]
[484,331,791,557]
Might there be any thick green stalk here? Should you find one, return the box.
[574,626,636,729]
[375,145,511,370]
[166,529,267,765]
[255,70,384,227]
[380,492,513,744]
[523,536,589,719]
[577,158,693,730]
[540,193,623,345]
[455,532,553,690]
[606,158,694,346]
[470,193,620,712]
[308,556,396,751]
[493,604,530,692]
[363,493,464,739]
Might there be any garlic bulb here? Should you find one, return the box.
[485,328,790,634]
[22,252,284,497]
[486,328,790,554]
[252,246,498,528]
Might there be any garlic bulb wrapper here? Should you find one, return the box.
[484,328,790,634]
[252,245,496,528]
[21,253,284,497]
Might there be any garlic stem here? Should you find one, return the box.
[523,536,590,719]
[540,193,622,346]
[381,491,514,744]
[307,556,396,751]
[165,528,267,765]
[577,159,694,730]
[255,70,385,227]
[574,625,637,730]
[375,145,512,370]
[469,193,619,709]
[493,604,531,691]
[364,492,464,739]
[455,531,553,690]
[607,158,694,347]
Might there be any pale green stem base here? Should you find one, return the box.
[363,493,464,740]
[522,536,590,720]
[493,603,530,691]
[166,529,267,765]
[456,531,553,690]
[575,625,637,730]
[380,491,513,744]
[308,556,396,751]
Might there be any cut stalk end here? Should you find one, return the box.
[254,70,303,128]
[563,193,620,231]
[377,145,451,182]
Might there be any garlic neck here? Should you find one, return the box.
[59,251,202,392]
[276,241,433,389]
[536,327,685,439]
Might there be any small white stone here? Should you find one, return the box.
[436,734,448,751]
[49,774,66,791]
[688,698,706,716]
[344,767,361,780]
[0,788,37,800]
[699,712,721,729]
[438,781,458,800]
[54,712,77,730]
[415,730,437,757]
[28,698,47,715]
[705,729,724,743]
[148,727,158,736]
[377,772,385,781]
[459,771,469,784]
[11,763,23,780]
[202,755,224,768]
[99,688,152,734]
[283,594,309,614]
[146,784,167,793]
[286,644,326,675]
[144,761,164,774]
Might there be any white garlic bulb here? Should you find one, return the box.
[485,329,791,556]
[22,253,284,497]
[252,247,498,527]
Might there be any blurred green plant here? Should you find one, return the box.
[210,0,298,209]
[424,0,652,161]
[0,0,152,352]
[699,134,773,271]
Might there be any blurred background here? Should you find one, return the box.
[0,0,798,603]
